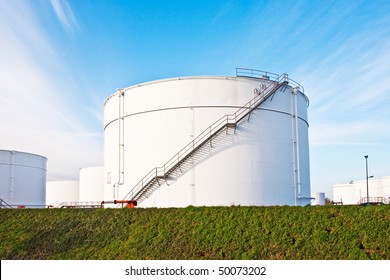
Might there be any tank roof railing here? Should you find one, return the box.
[237,68,308,107]
[236,68,305,93]
[236,68,280,81]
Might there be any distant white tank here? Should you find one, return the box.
[333,177,390,205]
[0,150,47,207]
[79,166,104,202]
[103,69,311,207]
[46,181,79,207]
[311,192,325,206]
[383,176,390,201]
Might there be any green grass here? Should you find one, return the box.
[0,205,389,260]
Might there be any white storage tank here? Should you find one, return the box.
[382,176,390,201]
[333,177,390,205]
[79,166,104,202]
[333,183,355,205]
[103,69,311,207]
[46,180,79,207]
[0,150,47,207]
[311,192,325,206]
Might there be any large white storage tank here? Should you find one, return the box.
[79,166,104,202]
[103,69,311,207]
[0,150,47,207]
[46,181,79,207]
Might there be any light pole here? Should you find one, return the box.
[364,155,369,203]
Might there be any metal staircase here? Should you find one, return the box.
[0,198,13,209]
[122,71,291,205]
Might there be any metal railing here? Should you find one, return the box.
[0,202,50,208]
[236,68,280,81]
[123,72,289,203]
[237,68,308,106]
[357,197,389,205]
[56,201,103,208]
[0,198,13,208]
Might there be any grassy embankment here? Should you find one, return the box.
[0,205,389,259]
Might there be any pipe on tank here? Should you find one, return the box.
[10,151,15,204]
[293,87,301,198]
[290,86,297,205]
[113,89,126,199]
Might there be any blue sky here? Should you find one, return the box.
[1,0,389,198]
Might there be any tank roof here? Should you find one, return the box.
[103,75,265,106]
[0,149,47,160]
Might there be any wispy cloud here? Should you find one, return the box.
[0,1,102,180]
[50,0,78,33]
[309,119,390,146]
[303,39,390,111]
[290,10,390,194]
[293,24,390,147]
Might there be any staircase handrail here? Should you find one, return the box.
[0,198,13,208]
[123,73,289,202]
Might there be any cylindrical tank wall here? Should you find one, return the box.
[333,184,358,205]
[79,166,104,202]
[383,176,390,200]
[0,150,47,207]
[46,181,79,207]
[311,192,325,205]
[104,76,311,207]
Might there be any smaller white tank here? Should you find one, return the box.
[79,166,104,202]
[311,192,325,206]
[46,181,79,207]
[0,150,47,207]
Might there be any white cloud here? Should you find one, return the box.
[0,1,102,180]
[309,120,390,146]
[294,25,390,147]
[50,0,78,33]
[301,28,390,104]
[293,19,390,195]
